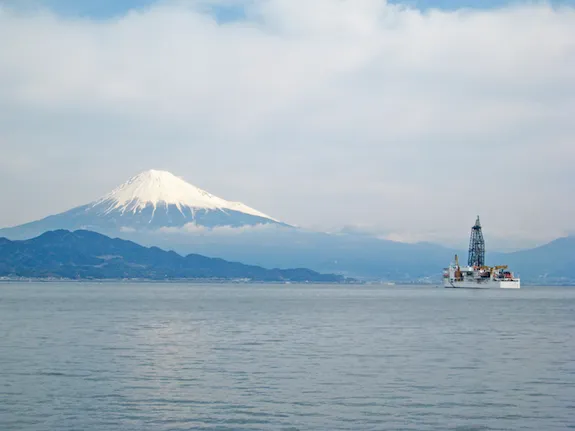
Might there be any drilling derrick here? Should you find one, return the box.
[467,216,485,267]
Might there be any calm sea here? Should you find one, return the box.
[1,283,574,430]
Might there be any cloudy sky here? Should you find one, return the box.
[1,0,574,250]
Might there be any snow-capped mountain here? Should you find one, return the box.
[1,170,286,238]
[95,169,277,222]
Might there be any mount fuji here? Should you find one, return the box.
[0,169,460,280]
[1,170,287,239]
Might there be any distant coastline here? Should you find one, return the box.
[0,277,355,285]
[1,277,571,286]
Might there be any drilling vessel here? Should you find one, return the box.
[443,216,520,289]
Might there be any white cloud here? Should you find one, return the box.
[119,226,137,232]
[0,0,574,247]
[157,222,291,235]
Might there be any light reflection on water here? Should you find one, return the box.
[0,283,574,430]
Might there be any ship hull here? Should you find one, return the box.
[443,279,520,289]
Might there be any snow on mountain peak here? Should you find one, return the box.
[93,169,278,221]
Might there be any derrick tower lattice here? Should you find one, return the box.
[467,216,485,267]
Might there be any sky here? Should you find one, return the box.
[1,0,574,250]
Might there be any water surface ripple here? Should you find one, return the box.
[1,283,574,430]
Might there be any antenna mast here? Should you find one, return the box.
[467,215,485,267]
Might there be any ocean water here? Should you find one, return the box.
[0,283,574,431]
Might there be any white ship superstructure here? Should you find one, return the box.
[443,217,520,289]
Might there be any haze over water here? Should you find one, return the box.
[1,283,574,430]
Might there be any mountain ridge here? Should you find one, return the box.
[0,170,287,238]
[0,229,345,282]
